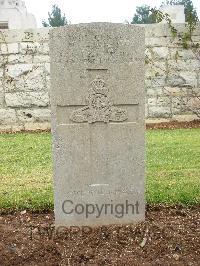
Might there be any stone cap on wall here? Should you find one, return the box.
[144,23,200,37]
[0,28,49,43]
[0,23,199,43]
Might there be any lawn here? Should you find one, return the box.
[0,129,200,212]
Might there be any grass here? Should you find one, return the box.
[0,129,200,212]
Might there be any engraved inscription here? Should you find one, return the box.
[70,77,128,123]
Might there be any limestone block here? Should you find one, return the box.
[0,125,12,132]
[145,24,170,37]
[171,97,182,114]
[4,64,46,92]
[145,37,178,47]
[167,72,198,87]
[19,42,49,56]
[157,96,171,107]
[24,122,51,131]
[151,77,166,87]
[187,87,200,97]
[172,114,199,122]
[170,48,196,60]
[163,87,182,96]
[38,43,49,54]
[5,91,49,107]
[44,63,50,74]
[0,55,6,67]
[146,118,171,123]
[17,109,51,123]
[0,29,50,44]
[11,125,24,132]
[1,43,19,54]
[179,72,198,87]
[152,47,169,59]
[145,78,152,87]
[7,54,33,65]
[21,30,49,43]
[5,64,33,79]
[0,78,3,91]
[146,87,163,96]
[145,48,152,61]
[187,97,200,113]
[144,23,190,38]
[0,91,4,107]
[46,75,50,92]
[168,59,200,71]
[146,61,166,79]
[145,103,148,117]
[19,42,40,54]
[149,106,171,118]
[148,97,157,106]
[33,55,50,63]
[167,74,185,87]
[0,108,17,124]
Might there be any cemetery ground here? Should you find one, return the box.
[0,127,200,265]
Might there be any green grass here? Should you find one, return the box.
[0,129,200,212]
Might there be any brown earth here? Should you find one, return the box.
[0,205,199,266]
[146,120,200,130]
[1,120,200,135]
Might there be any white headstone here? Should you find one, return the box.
[50,23,146,227]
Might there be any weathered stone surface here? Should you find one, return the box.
[17,109,51,122]
[148,97,157,106]
[0,24,200,132]
[50,23,145,227]
[5,64,33,79]
[24,122,51,131]
[168,59,200,71]
[149,106,171,118]
[0,108,17,124]
[0,91,4,107]
[179,72,198,87]
[4,65,46,92]
[152,47,169,59]
[1,43,19,54]
[172,114,198,121]
[146,61,166,78]
[33,55,50,63]
[7,54,33,64]
[5,91,49,107]
[170,48,197,60]
[20,42,40,54]
[145,37,178,47]
[157,96,171,107]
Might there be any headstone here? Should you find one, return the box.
[50,23,145,227]
[160,5,185,24]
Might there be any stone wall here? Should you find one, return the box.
[145,23,200,124]
[0,24,200,132]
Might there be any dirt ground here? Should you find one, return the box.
[0,205,199,266]
[1,120,200,135]
[146,120,200,130]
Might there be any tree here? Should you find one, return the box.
[42,5,67,27]
[162,0,199,23]
[131,5,157,24]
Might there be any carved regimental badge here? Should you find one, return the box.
[70,78,128,123]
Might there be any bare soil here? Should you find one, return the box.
[0,205,199,266]
[1,120,200,135]
[146,120,200,130]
